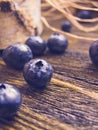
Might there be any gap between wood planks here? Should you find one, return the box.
[51,78,98,101]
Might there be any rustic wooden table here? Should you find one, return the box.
[0,22,98,130]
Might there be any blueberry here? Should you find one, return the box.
[23,59,53,88]
[0,49,4,56]
[77,10,92,19]
[2,43,33,70]
[25,36,47,56]
[0,83,22,117]
[61,21,71,32]
[89,40,98,66]
[47,33,68,54]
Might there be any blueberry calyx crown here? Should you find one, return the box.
[0,84,6,89]
[35,61,43,69]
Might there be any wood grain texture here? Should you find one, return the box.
[0,22,98,130]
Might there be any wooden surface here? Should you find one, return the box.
[0,23,98,130]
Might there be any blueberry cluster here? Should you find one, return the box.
[0,33,69,117]
[2,33,69,86]
[0,11,94,117]
[2,33,68,67]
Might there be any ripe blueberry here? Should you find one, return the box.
[0,49,3,56]
[61,21,71,32]
[89,40,98,66]
[0,83,22,117]
[23,59,53,88]
[77,10,92,19]
[47,33,68,54]
[2,43,33,70]
[25,35,47,56]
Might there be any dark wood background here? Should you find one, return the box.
[0,20,98,130]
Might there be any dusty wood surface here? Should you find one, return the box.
[0,22,98,130]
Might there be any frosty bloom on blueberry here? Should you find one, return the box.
[23,59,53,88]
[2,43,33,70]
[77,10,92,19]
[47,33,68,54]
[61,21,72,32]
[25,35,47,56]
[0,83,22,117]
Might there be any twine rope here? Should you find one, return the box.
[42,0,98,41]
